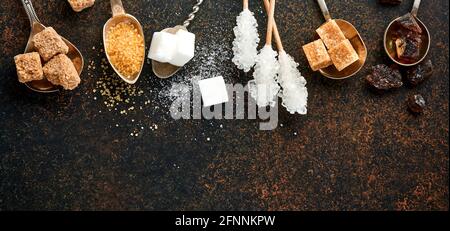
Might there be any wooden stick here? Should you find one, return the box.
[263,0,283,51]
[244,0,249,9]
[265,0,276,46]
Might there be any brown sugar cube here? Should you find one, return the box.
[43,54,80,90]
[68,0,95,12]
[14,52,44,83]
[328,39,359,72]
[316,20,347,49]
[302,39,333,71]
[33,27,69,61]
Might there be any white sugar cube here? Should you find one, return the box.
[148,32,177,63]
[198,76,229,107]
[169,30,195,67]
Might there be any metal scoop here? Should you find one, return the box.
[316,0,367,80]
[384,0,430,66]
[152,0,204,79]
[103,0,145,84]
[21,0,84,93]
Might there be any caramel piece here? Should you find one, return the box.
[395,13,422,34]
[395,34,422,62]
[365,64,403,90]
[33,27,69,61]
[43,54,80,90]
[407,94,426,114]
[393,15,423,62]
[316,20,346,49]
[328,39,359,71]
[405,60,433,86]
[302,39,332,71]
[14,52,44,83]
[67,0,95,12]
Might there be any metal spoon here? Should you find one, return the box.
[103,0,145,84]
[21,0,84,93]
[152,0,204,79]
[316,0,367,80]
[384,0,430,66]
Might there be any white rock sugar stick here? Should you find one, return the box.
[249,0,279,107]
[249,46,280,107]
[263,0,308,114]
[278,51,308,114]
[232,0,259,72]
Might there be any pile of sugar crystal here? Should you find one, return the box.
[278,51,308,114]
[232,9,259,72]
[249,45,280,107]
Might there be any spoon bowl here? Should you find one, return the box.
[384,0,430,66]
[103,0,145,84]
[21,0,84,93]
[152,25,187,79]
[316,0,367,80]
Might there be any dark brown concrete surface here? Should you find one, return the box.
[0,0,448,210]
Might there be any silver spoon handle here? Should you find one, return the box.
[183,0,204,28]
[317,0,331,21]
[21,0,41,26]
[411,0,421,17]
[111,0,126,17]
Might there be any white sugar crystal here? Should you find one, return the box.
[232,9,259,72]
[198,76,229,107]
[148,32,177,63]
[277,51,308,114]
[249,45,280,107]
[170,30,196,67]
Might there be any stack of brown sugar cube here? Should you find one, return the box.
[14,27,80,90]
[302,20,359,72]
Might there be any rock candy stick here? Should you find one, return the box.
[248,0,280,107]
[263,0,308,114]
[232,0,260,72]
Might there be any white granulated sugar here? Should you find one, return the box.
[277,51,308,115]
[232,9,259,72]
[168,83,191,101]
[159,40,233,110]
[249,45,280,107]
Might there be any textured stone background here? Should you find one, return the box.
[0,0,448,210]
